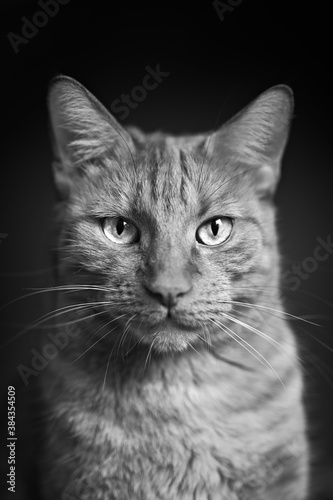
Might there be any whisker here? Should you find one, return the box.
[144,337,156,372]
[94,314,132,383]
[301,349,333,390]
[71,314,127,364]
[102,348,115,393]
[41,309,109,329]
[222,300,321,326]
[296,324,333,356]
[224,310,316,383]
[86,314,121,344]
[124,318,145,358]
[198,332,211,351]
[117,314,137,358]
[210,318,285,388]
[223,311,302,363]
[288,288,333,311]
[25,301,108,326]
[187,342,205,359]
[210,319,265,368]
[0,285,111,313]
[0,302,110,349]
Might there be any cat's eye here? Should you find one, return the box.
[196,217,233,246]
[102,217,139,245]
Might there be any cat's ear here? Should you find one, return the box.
[48,75,133,195]
[207,85,294,197]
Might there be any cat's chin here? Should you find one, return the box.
[134,318,201,353]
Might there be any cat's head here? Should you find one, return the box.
[48,76,293,353]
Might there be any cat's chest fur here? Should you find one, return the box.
[43,344,305,500]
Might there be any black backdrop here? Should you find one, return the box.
[1,1,333,498]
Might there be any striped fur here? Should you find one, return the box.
[40,77,309,499]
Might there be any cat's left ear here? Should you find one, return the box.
[207,85,294,197]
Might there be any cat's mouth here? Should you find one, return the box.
[140,308,201,331]
[163,316,199,331]
[127,311,203,353]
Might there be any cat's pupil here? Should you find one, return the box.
[116,218,126,235]
[211,219,220,236]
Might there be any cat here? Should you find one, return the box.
[39,75,309,499]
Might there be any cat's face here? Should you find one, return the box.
[48,77,293,353]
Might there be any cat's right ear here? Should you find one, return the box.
[205,85,294,197]
[48,75,133,197]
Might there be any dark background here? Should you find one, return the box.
[0,1,332,498]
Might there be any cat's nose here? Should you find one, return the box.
[144,278,192,309]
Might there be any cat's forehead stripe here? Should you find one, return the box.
[143,139,192,209]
